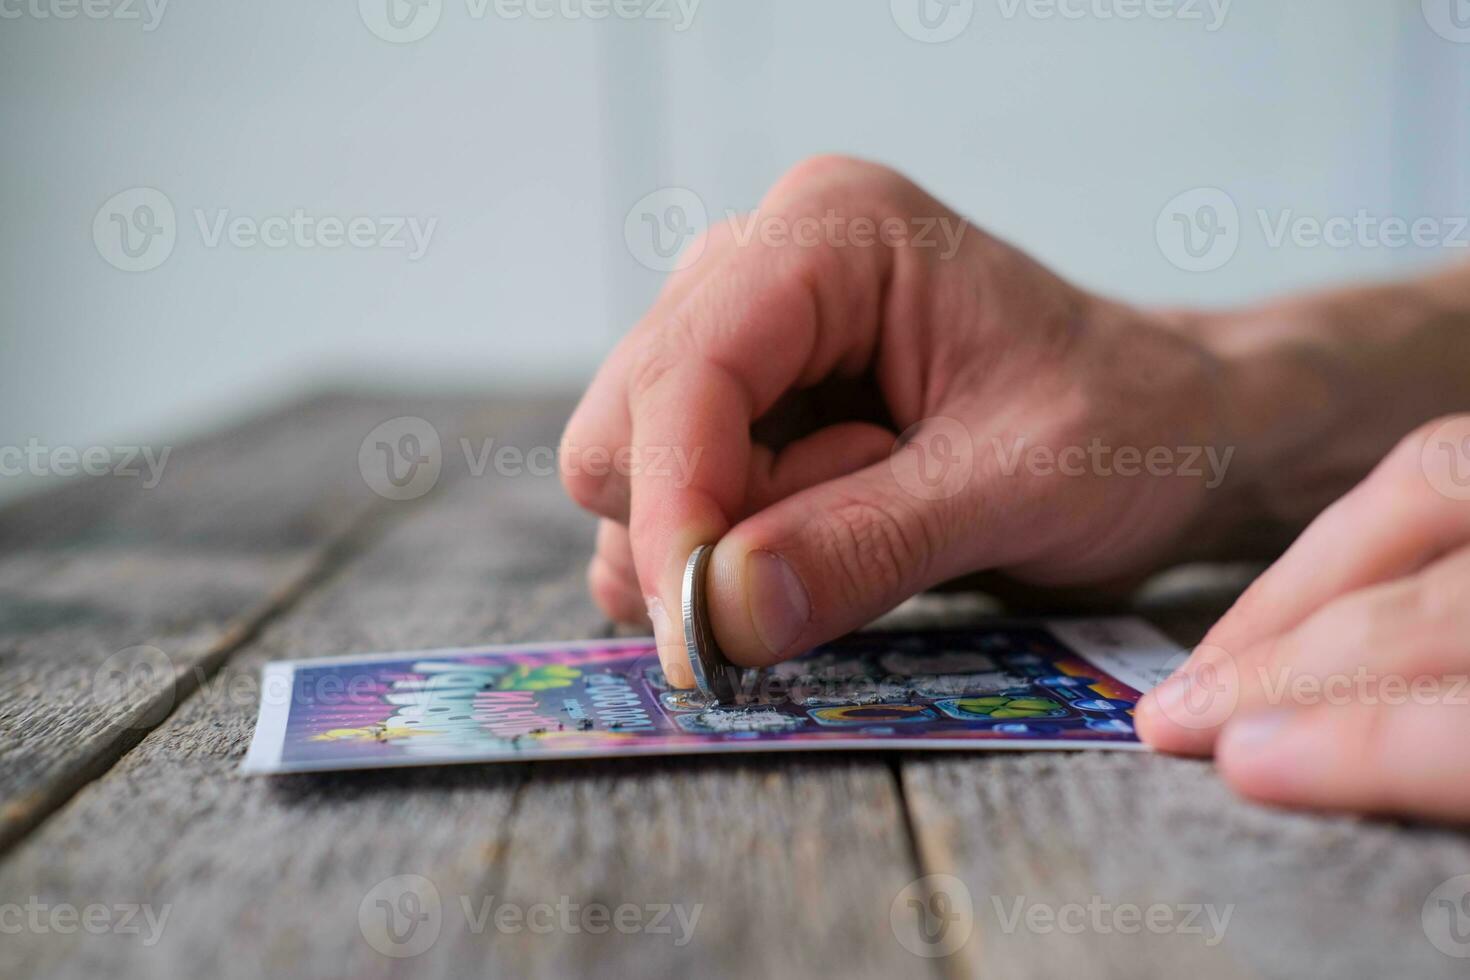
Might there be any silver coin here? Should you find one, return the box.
[681,544,741,704]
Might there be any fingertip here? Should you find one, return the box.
[642,593,695,689]
[561,455,629,522]
[1215,709,1321,807]
[1133,691,1175,750]
[1132,675,1223,757]
[660,651,695,690]
[658,643,695,690]
[1135,711,1214,758]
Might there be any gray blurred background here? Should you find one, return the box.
[2,0,1468,500]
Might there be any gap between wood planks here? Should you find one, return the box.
[0,500,410,857]
[889,756,978,980]
[1,490,941,976]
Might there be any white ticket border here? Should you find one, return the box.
[241,616,1182,774]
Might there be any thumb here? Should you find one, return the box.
[707,420,987,667]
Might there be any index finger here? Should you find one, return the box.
[626,232,892,682]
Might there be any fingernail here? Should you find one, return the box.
[1220,710,1296,753]
[745,551,810,658]
[663,654,693,689]
[645,595,671,637]
[1147,668,1209,718]
[645,595,692,688]
[1143,672,1187,715]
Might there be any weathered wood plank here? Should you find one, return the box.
[0,393,391,853]
[478,755,919,979]
[0,409,929,980]
[0,393,571,854]
[897,595,1470,979]
[11,393,1464,980]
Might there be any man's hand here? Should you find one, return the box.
[561,156,1238,685]
[1137,416,1470,823]
[563,158,1470,823]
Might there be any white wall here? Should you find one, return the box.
[650,0,1467,305]
[2,0,1467,499]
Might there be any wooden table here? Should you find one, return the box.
[2,394,1467,979]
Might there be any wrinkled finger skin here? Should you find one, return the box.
[563,155,1236,685]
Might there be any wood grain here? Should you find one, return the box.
[0,393,573,852]
[0,393,389,853]
[897,604,1470,979]
[4,396,1468,980]
[0,408,929,980]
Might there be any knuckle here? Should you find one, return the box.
[695,219,737,254]
[586,557,613,604]
[1384,414,1470,482]
[770,154,869,193]
[626,337,686,402]
[819,496,931,604]
[766,155,914,213]
[1355,452,1428,510]
[560,464,599,512]
[626,503,664,551]
[1413,563,1470,629]
[1253,628,1298,683]
[1361,418,1470,527]
[1410,413,1470,445]
[1385,423,1436,476]
[1296,592,1376,661]
[559,441,628,521]
[1208,576,1275,647]
[588,557,642,622]
[559,447,603,509]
